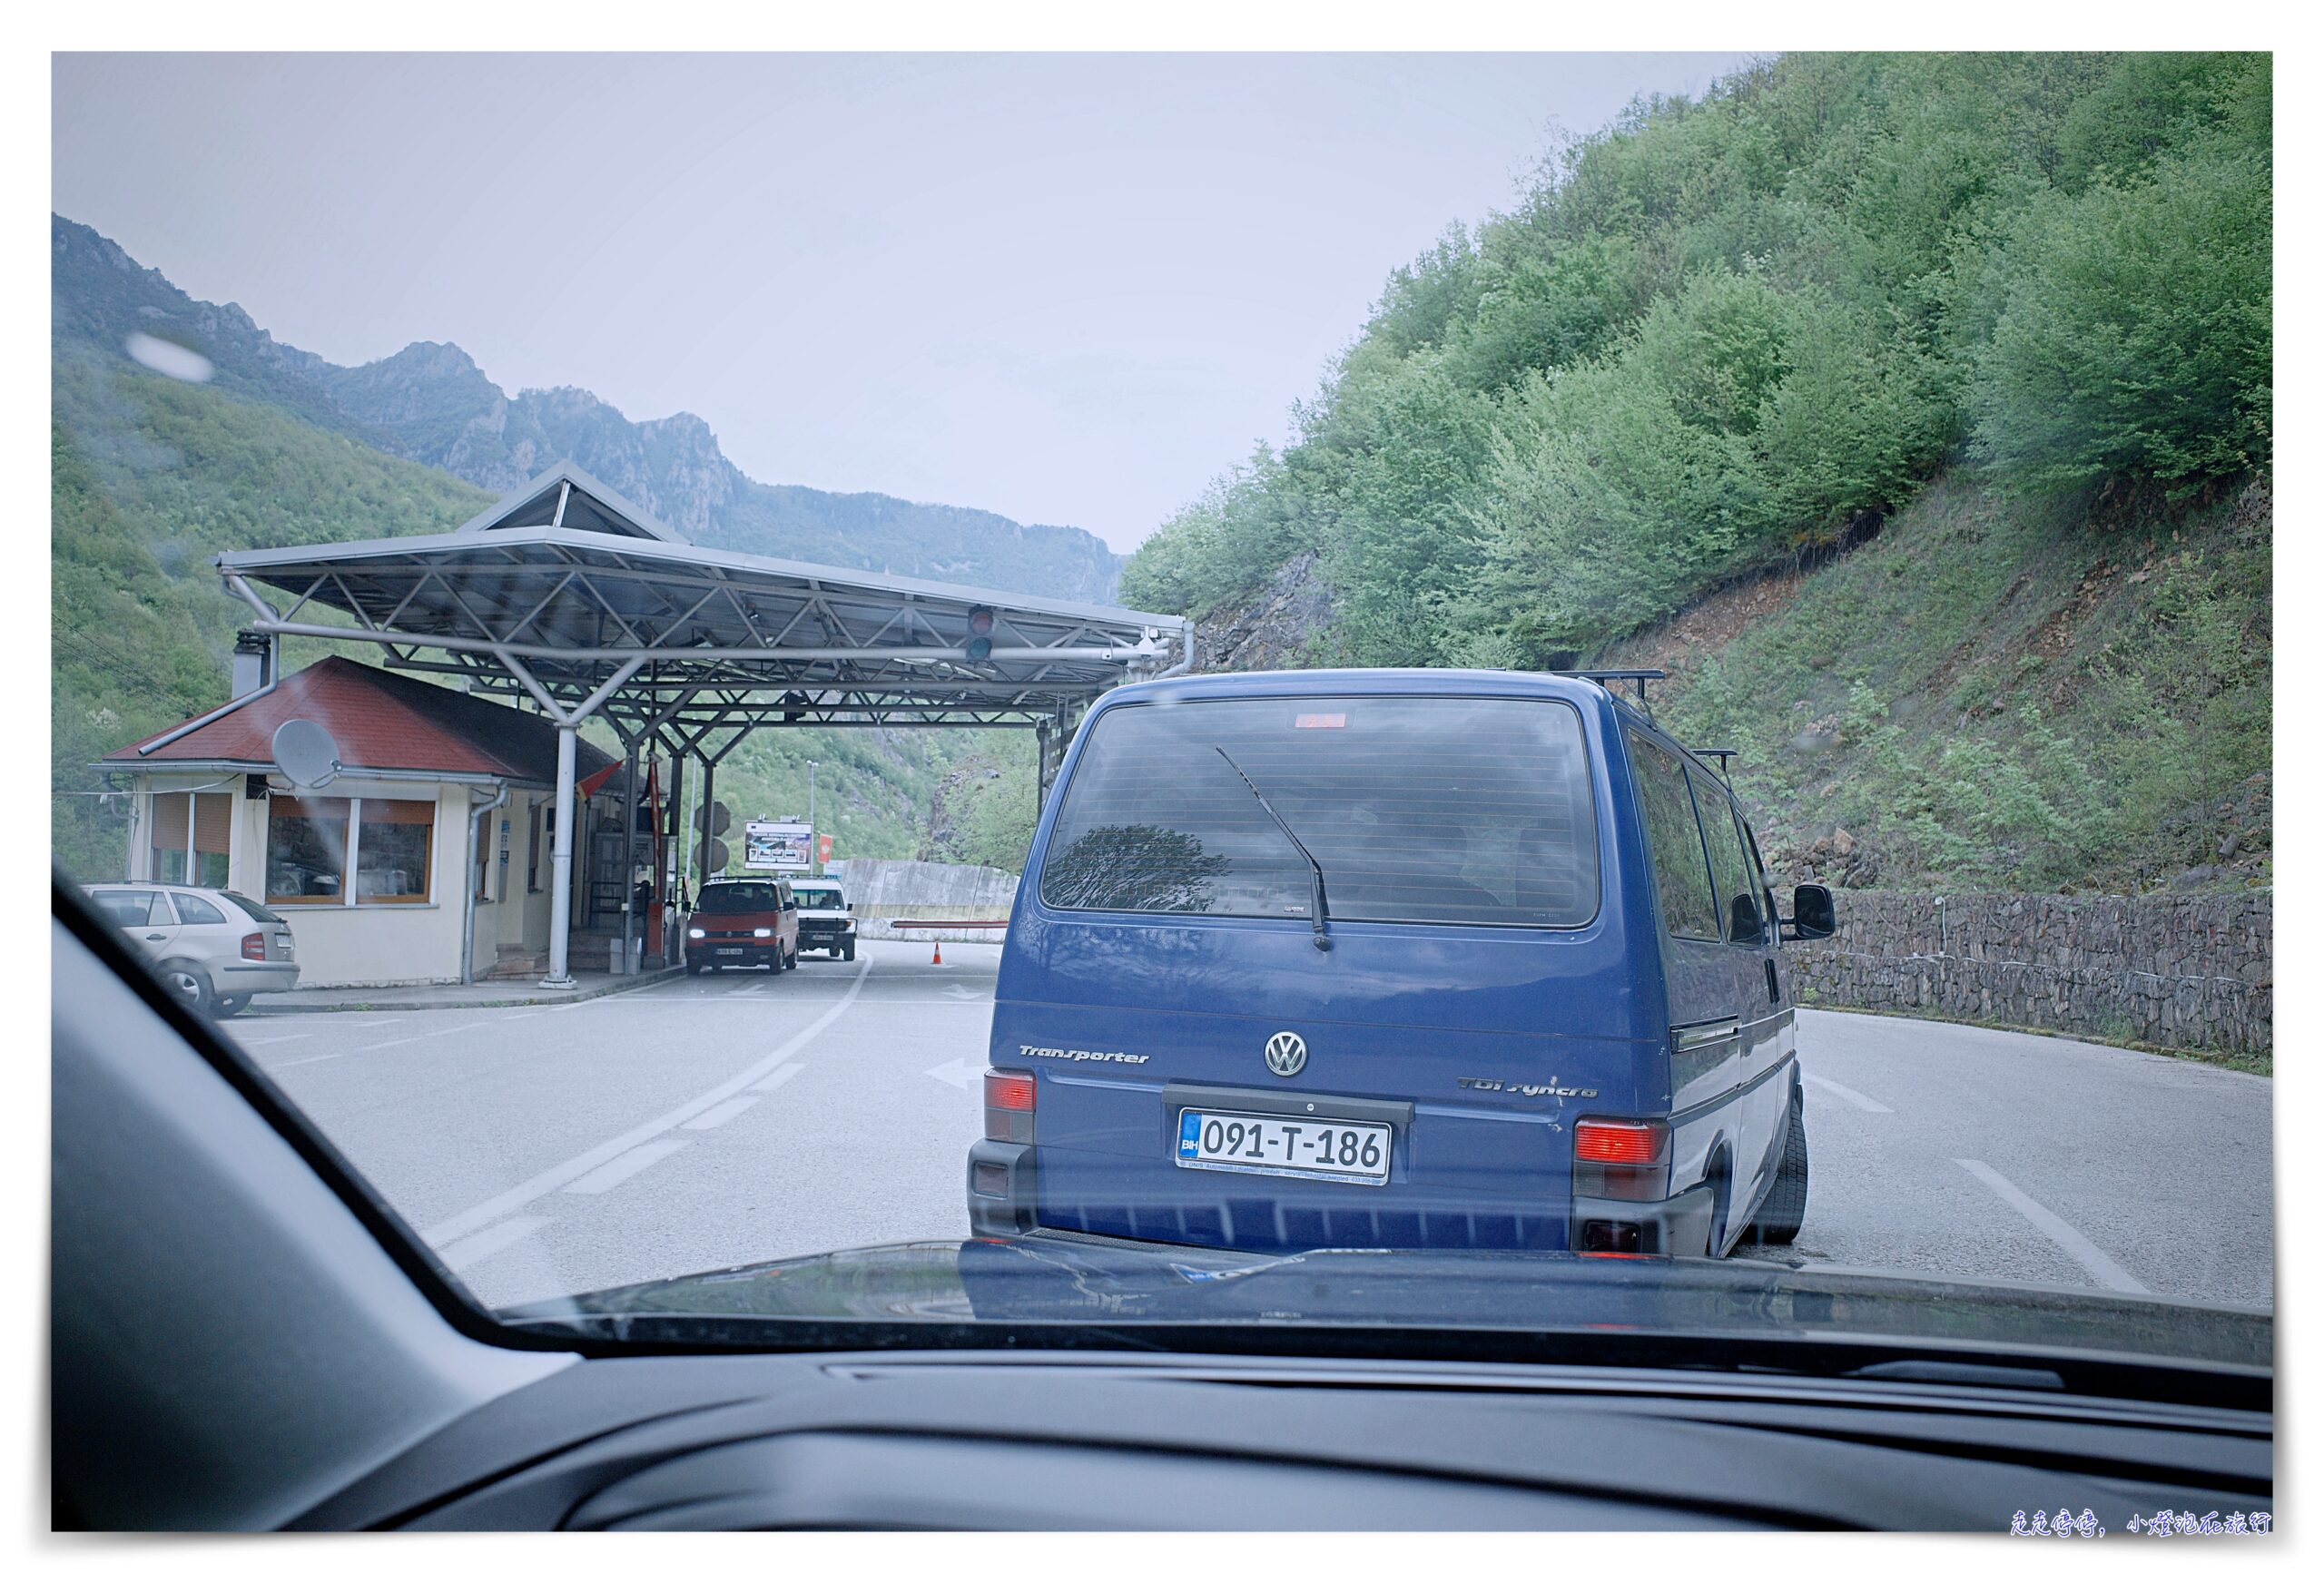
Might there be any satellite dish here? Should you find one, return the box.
[271,719,343,789]
[705,837,731,874]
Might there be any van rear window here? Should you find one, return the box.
[1039,696,1598,928]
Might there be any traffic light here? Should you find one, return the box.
[965,606,995,663]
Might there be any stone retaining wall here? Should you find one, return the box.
[1789,890,2271,1055]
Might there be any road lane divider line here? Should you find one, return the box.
[350,1018,405,1027]
[683,1096,763,1131]
[1954,1158,2148,1294]
[747,1064,804,1094]
[1806,1074,1893,1114]
[439,1214,551,1272]
[564,1139,692,1195]
[233,1033,310,1047]
[419,947,876,1246]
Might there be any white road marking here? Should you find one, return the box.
[1955,1158,2148,1294]
[563,1139,692,1195]
[1806,1074,1893,1113]
[262,1022,490,1067]
[439,1214,550,1272]
[684,1095,763,1131]
[748,1063,805,1094]
[350,1018,404,1027]
[233,1032,310,1047]
[923,1056,983,1091]
[942,984,985,1001]
[420,949,876,1246]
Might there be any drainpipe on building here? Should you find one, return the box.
[460,782,511,986]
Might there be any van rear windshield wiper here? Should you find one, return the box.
[1213,745,1332,951]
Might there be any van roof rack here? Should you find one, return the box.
[1692,746,1739,783]
[1556,668,1666,716]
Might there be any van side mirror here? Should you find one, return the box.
[1728,893,1765,946]
[1784,883,1837,941]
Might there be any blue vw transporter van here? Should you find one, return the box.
[967,669,1836,1258]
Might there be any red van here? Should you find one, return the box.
[685,879,800,973]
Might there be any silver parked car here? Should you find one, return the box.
[81,883,299,1018]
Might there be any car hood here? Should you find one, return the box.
[502,1238,2271,1380]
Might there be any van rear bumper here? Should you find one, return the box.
[966,1140,1038,1236]
[1568,1181,1716,1257]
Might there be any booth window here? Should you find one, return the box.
[266,796,350,906]
[355,799,434,904]
[265,795,435,906]
[149,792,231,888]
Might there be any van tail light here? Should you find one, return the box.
[1571,1117,1669,1204]
[1574,1119,1666,1165]
[241,932,267,962]
[984,1068,1035,1145]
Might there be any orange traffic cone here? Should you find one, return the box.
[931,939,943,966]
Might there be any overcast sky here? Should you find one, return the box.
[54,52,1752,552]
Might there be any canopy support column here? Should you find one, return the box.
[665,744,686,966]
[617,742,637,971]
[697,756,717,889]
[547,723,580,987]
[499,650,643,988]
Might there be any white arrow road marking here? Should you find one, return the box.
[1806,1073,1892,1113]
[1955,1158,2148,1294]
[924,1056,983,1090]
[420,948,874,1247]
[943,984,985,1001]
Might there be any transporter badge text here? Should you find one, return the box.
[1457,1077,1599,1098]
[1019,1046,1152,1065]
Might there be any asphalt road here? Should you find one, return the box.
[225,943,2274,1313]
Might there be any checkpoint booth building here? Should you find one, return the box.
[103,656,639,988]
[107,459,1190,988]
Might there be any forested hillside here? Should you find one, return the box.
[1123,52,2271,893]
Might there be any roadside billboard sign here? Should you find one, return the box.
[743,819,812,871]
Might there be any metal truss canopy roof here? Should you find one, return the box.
[215,463,1190,740]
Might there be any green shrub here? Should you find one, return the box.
[1967,137,2270,488]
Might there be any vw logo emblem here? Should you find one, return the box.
[1264,1030,1307,1078]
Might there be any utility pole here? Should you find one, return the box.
[807,760,818,874]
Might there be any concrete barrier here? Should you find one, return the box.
[840,858,1019,943]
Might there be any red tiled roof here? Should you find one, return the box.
[106,657,617,785]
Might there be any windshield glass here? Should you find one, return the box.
[49,49,2272,1391]
[696,882,784,913]
[1042,696,1598,927]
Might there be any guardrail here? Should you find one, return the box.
[888,918,1007,964]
